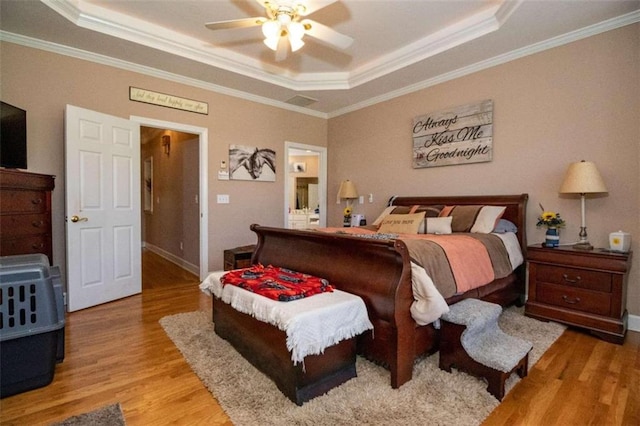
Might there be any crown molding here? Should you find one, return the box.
[328,9,640,118]
[0,31,328,119]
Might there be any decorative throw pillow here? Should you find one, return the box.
[493,219,518,233]
[470,206,506,233]
[439,205,506,233]
[425,216,453,234]
[372,206,397,227]
[377,212,426,234]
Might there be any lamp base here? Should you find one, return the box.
[573,241,594,250]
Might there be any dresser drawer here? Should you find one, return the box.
[0,234,52,257]
[535,264,611,292]
[0,190,48,213]
[536,282,612,316]
[0,213,51,236]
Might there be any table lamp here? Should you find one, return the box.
[559,160,608,250]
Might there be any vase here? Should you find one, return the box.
[545,227,560,247]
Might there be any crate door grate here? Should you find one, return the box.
[0,283,39,330]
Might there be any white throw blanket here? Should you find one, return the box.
[200,271,374,365]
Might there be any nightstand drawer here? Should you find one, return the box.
[536,264,611,292]
[536,282,611,316]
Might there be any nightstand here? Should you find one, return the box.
[223,245,256,271]
[525,245,631,344]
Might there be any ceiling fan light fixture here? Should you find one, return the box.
[262,20,280,39]
[263,36,280,51]
[289,36,305,52]
[288,21,305,40]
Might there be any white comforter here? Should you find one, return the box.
[200,271,373,365]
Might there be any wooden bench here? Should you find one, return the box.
[202,271,372,405]
[439,299,532,401]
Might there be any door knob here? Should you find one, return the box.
[70,215,88,223]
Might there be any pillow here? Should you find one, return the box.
[439,205,506,233]
[424,216,452,234]
[372,206,397,227]
[377,212,426,234]
[470,206,506,233]
[493,219,518,233]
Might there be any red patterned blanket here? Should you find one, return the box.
[221,264,334,301]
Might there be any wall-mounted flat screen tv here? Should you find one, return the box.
[1,101,28,169]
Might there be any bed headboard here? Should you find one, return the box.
[388,194,529,255]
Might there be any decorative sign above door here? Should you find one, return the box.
[412,99,493,168]
[129,87,208,115]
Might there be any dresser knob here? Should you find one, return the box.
[31,198,43,205]
[562,295,581,305]
[31,243,44,250]
[32,220,44,228]
[562,274,581,284]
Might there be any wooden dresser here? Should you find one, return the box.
[525,245,631,344]
[0,169,55,264]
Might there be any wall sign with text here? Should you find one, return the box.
[412,100,493,168]
[129,87,208,115]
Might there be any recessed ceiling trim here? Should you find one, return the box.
[347,2,510,88]
[43,0,524,93]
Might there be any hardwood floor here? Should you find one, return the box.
[1,251,638,425]
[1,250,231,426]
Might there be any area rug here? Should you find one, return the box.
[160,307,565,426]
[51,403,125,425]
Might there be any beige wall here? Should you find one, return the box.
[0,41,327,275]
[328,24,640,316]
[2,23,638,317]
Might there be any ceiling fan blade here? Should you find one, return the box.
[299,0,339,16]
[302,19,353,50]
[205,17,265,31]
[274,37,289,62]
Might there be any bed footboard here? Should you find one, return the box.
[250,224,415,388]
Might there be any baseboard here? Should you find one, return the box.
[628,314,640,333]
[143,242,199,276]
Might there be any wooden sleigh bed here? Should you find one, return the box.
[215,194,528,392]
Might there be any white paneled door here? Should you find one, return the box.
[65,105,141,311]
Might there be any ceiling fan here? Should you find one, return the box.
[205,0,353,61]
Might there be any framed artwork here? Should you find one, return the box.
[229,144,276,182]
[292,162,306,173]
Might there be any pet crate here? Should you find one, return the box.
[0,254,65,398]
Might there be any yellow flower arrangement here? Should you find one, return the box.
[536,204,565,228]
[343,206,353,218]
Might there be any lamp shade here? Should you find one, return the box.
[559,160,607,194]
[338,180,358,199]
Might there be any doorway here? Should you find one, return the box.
[131,116,209,281]
[284,142,327,228]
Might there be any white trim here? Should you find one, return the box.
[328,10,640,118]
[628,314,640,333]
[143,242,199,276]
[284,142,327,229]
[130,116,209,281]
[1,9,638,117]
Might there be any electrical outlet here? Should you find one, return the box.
[217,194,230,204]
